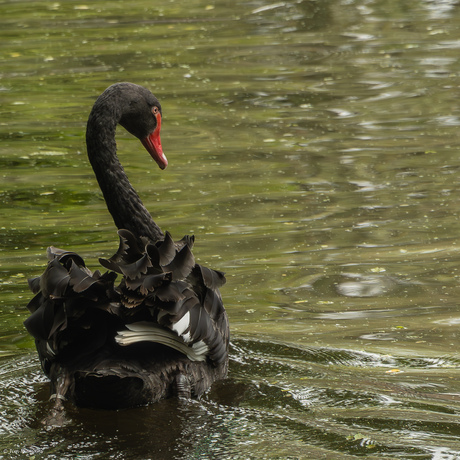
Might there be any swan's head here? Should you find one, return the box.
[115,83,168,170]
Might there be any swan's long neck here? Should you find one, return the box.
[86,100,164,243]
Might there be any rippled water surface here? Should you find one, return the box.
[2,0,460,458]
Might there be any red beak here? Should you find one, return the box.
[141,113,168,170]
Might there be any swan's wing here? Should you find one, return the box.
[106,229,229,366]
[24,249,119,376]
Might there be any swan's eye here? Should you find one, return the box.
[152,106,160,116]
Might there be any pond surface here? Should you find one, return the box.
[2,0,460,458]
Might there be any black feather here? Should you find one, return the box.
[163,244,195,281]
[42,258,71,298]
[157,231,176,266]
[28,276,41,295]
[197,265,226,290]
[119,253,152,279]
[69,261,101,293]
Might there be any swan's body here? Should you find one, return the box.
[24,83,229,411]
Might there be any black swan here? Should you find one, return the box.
[24,82,229,412]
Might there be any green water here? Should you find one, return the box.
[2,0,460,458]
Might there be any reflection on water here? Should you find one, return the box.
[2,0,460,457]
[2,341,460,459]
